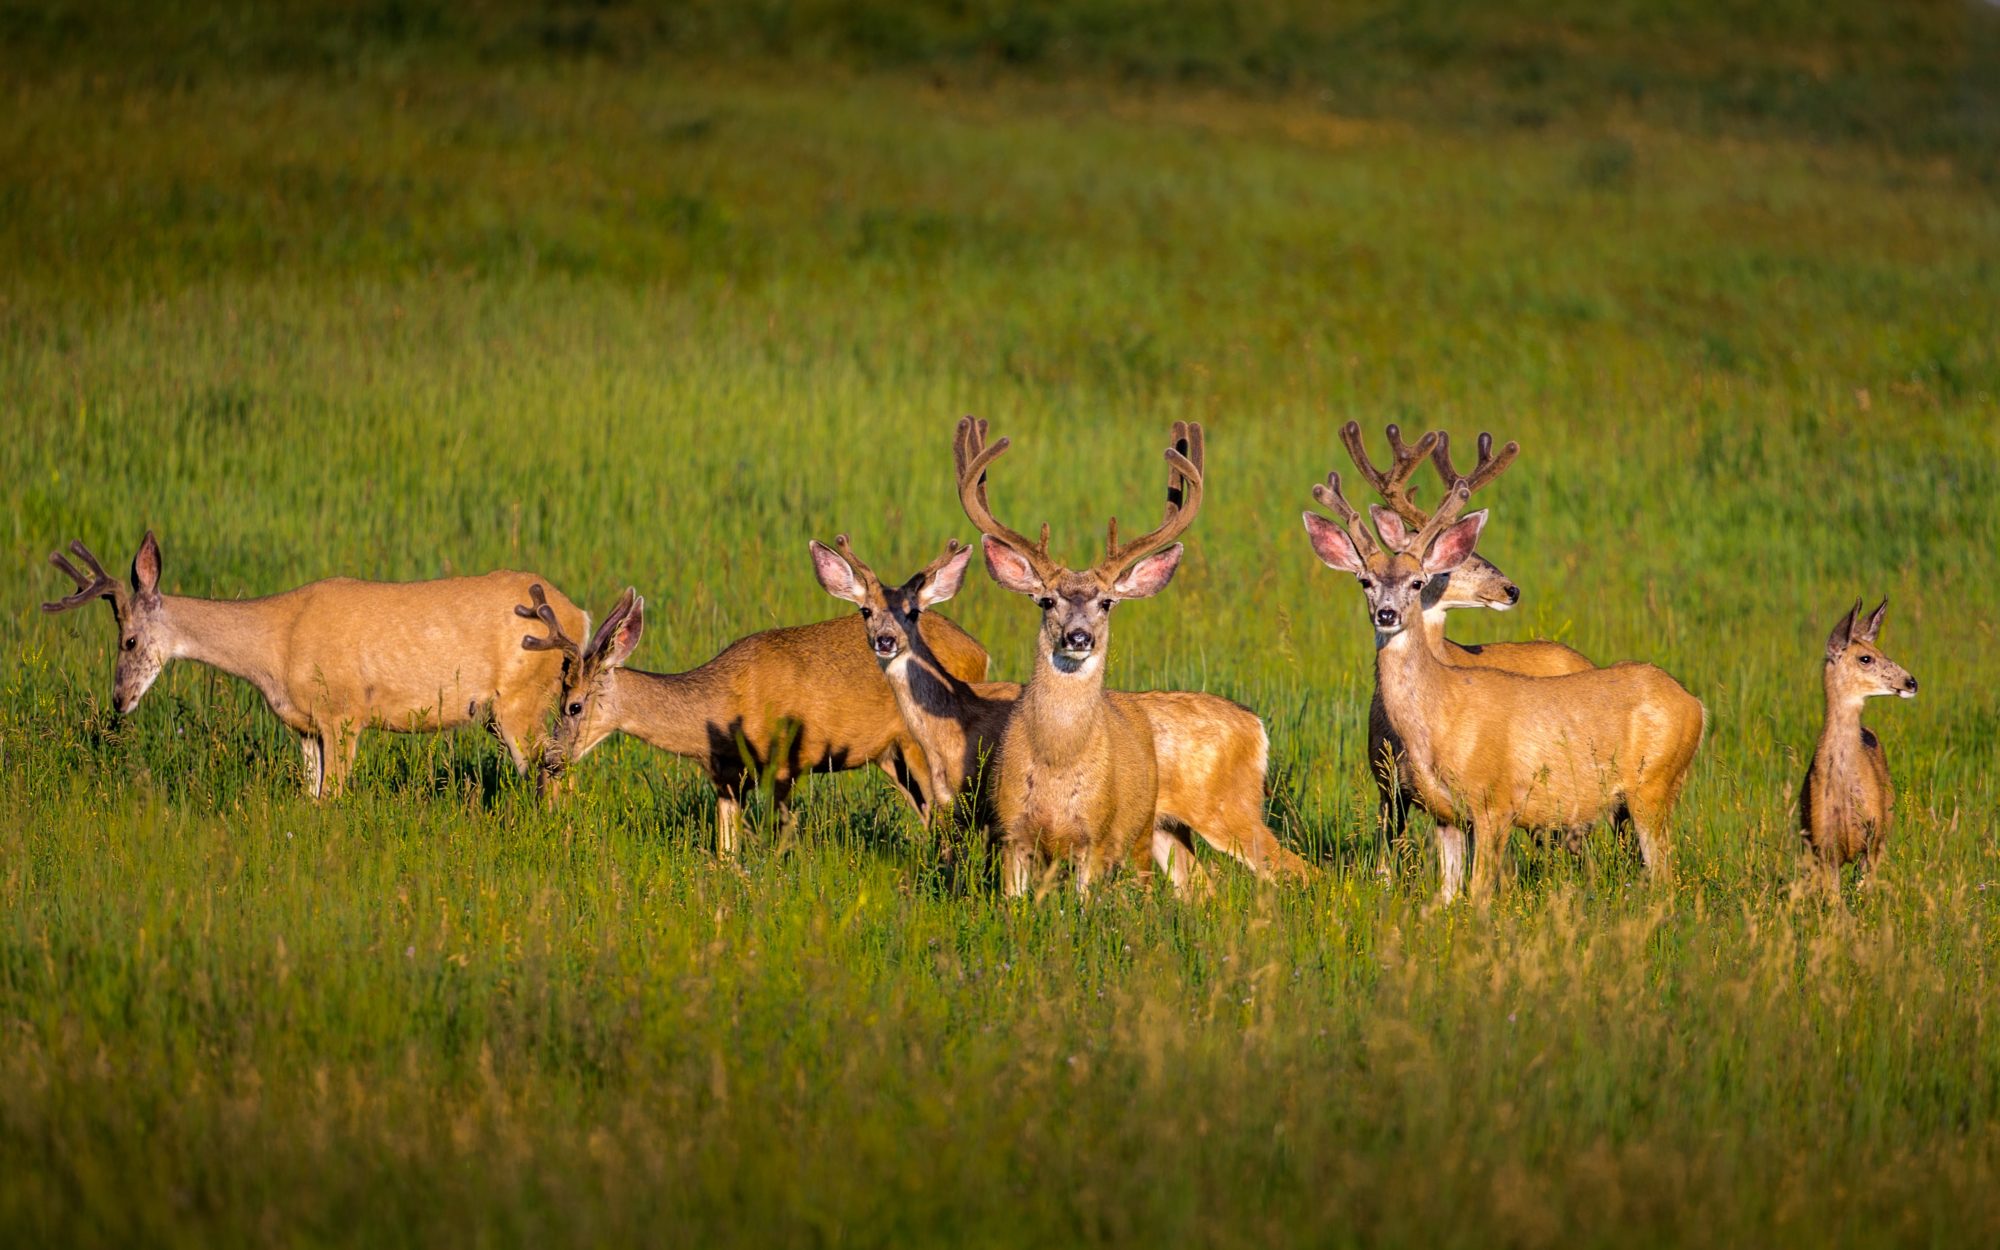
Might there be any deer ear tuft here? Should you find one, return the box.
[132,531,162,605]
[1422,510,1487,574]
[810,540,866,605]
[1303,512,1366,575]
[919,544,975,609]
[1827,599,1860,659]
[981,536,1045,597]
[1111,543,1182,600]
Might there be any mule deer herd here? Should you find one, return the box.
[41,419,1916,903]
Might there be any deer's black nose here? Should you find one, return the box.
[872,633,900,657]
[1063,629,1094,653]
[1504,584,1520,605]
[1374,608,1400,628]
[1905,675,1919,692]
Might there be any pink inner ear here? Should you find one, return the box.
[1304,514,1364,574]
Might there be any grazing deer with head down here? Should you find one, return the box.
[809,531,1307,885]
[516,582,988,853]
[41,532,586,797]
[1302,466,1704,905]
[1339,422,1594,891]
[1800,599,1916,877]
[953,416,1208,895]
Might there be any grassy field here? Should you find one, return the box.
[5,4,2000,1245]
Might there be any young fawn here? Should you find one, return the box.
[954,416,1205,896]
[810,533,1307,886]
[1303,471,1705,905]
[41,533,586,797]
[1340,423,1593,892]
[1800,599,1916,877]
[516,583,988,854]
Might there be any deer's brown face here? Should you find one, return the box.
[810,539,973,668]
[1825,601,1916,702]
[1438,554,1520,612]
[109,595,172,715]
[981,539,1183,676]
[1303,508,1489,640]
[544,661,622,777]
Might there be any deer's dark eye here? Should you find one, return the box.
[1858,654,1874,665]
[1099,599,1114,612]
[1358,578,1374,591]
[1411,579,1426,591]
[1036,597,1054,610]
[905,609,919,622]
[567,701,584,716]
[122,637,137,651]
[859,607,873,619]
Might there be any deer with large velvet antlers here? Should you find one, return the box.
[1799,599,1916,879]
[1303,459,1705,905]
[809,530,1306,887]
[1338,422,1594,890]
[953,416,1212,895]
[41,532,587,797]
[515,581,988,854]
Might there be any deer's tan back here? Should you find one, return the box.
[1421,661,1703,826]
[281,571,582,730]
[1444,637,1593,677]
[707,613,987,770]
[1131,690,1266,825]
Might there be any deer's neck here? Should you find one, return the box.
[1373,615,1452,768]
[613,666,732,762]
[1019,648,1107,761]
[1815,670,1868,772]
[163,595,296,710]
[881,644,979,790]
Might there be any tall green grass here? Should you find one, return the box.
[3,25,1999,1248]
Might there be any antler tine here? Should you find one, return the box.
[954,416,1058,577]
[515,583,581,663]
[921,537,969,579]
[1100,421,1206,574]
[1430,430,1520,496]
[831,533,880,587]
[1309,470,1381,560]
[1340,421,1439,526]
[40,540,123,614]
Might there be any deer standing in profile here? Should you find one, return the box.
[516,583,988,854]
[953,416,1210,896]
[1339,423,1593,893]
[1302,466,1705,905]
[1799,599,1916,878]
[41,532,587,797]
[809,531,1307,886]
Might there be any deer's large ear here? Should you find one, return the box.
[585,590,644,671]
[1422,510,1487,575]
[1303,513,1366,575]
[981,536,1045,597]
[1111,543,1182,600]
[1859,599,1888,643]
[810,540,866,606]
[918,543,975,609]
[131,531,162,607]
[1369,506,1411,552]
[1827,599,1861,659]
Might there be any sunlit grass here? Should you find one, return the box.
[2,38,1997,1248]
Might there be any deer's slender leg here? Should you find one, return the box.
[1436,824,1469,904]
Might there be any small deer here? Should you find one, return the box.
[809,533,1307,887]
[1800,599,1916,877]
[954,416,1206,895]
[1303,469,1704,905]
[516,583,988,853]
[1339,423,1594,892]
[41,532,586,797]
